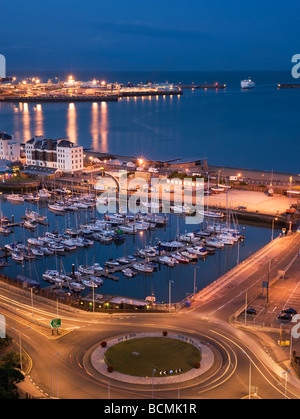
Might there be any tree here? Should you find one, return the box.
[0,336,12,349]
[1,351,23,369]
[0,364,24,399]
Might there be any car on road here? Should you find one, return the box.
[278,312,293,321]
[282,308,297,316]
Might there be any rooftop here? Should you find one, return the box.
[26,136,80,150]
[0,132,13,141]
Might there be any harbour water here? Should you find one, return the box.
[0,70,299,173]
[0,196,280,303]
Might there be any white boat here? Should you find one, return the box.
[40,246,54,256]
[158,256,175,267]
[211,186,225,193]
[0,226,12,235]
[181,251,198,261]
[117,257,131,265]
[24,220,38,230]
[79,263,103,275]
[139,247,157,257]
[24,194,40,202]
[216,235,234,245]
[74,202,89,209]
[241,78,256,89]
[105,259,120,267]
[93,233,113,243]
[31,248,44,257]
[7,194,24,203]
[69,282,85,292]
[205,239,224,249]
[186,247,208,257]
[25,209,47,222]
[81,279,98,288]
[47,242,65,254]
[48,204,65,213]
[121,224,137,234]
[179,233,200,243]
[171,253,190,263]
[122,268,136,278]
[160,241,183,251]
[170,204,191,214]
[89,276,103,286]
[197,210,225,219]
[38,188,51,198]
[61,240,77,251]
[12,253,24,262]
[134,221,150,230]
[42,270,69,285]
[133,263,154,273]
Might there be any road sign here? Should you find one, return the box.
[50,319,61,328]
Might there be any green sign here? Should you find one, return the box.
[50,319,61,328]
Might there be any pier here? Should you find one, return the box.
[0,95,119,103]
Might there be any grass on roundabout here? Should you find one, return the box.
[104,337,201,377]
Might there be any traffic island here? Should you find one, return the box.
[90,332,214,385]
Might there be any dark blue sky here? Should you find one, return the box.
[1,0,300,72]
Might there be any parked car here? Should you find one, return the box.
[246,308,257,315]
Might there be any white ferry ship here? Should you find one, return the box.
[241,78,256,89]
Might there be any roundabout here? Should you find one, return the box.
[88,332,216,385]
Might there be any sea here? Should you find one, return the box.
[0,70,295,303]
[0,70,299,173]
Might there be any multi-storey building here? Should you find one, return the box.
[25,136,83,172]
[0,132,21,162]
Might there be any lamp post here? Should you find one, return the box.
[282,370,290,399]
[11,326,31,371]
[271,217,278,241]
[242,350,252,399]
[152,368,156,399]
[51,352,60,399]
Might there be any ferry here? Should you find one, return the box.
[241,78,256,89]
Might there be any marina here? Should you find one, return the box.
[0,188,281,305]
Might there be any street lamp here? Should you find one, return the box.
[51,352,60,399]
[282,370,290,399]
[11,326,31,371]
[152,368,156,399]
[242,350,252,399]
[271,217,278,241]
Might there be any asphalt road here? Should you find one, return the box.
[1,232,300,400]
